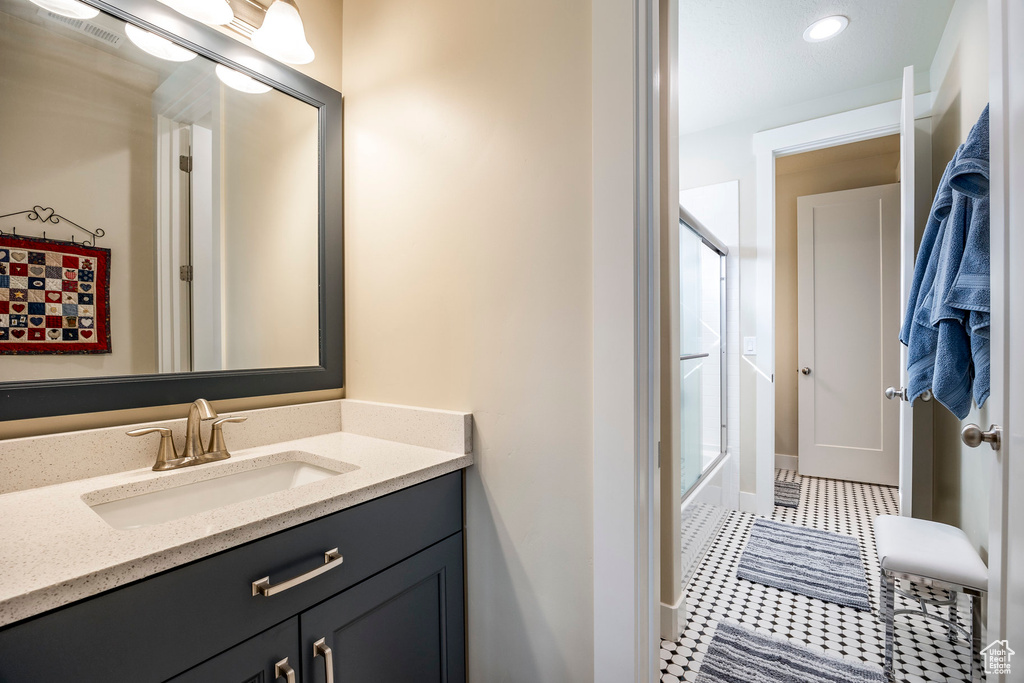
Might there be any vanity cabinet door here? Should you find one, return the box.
[300,532,465,683]
[166,617,300,683]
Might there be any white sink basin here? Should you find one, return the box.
[86,454,356,530]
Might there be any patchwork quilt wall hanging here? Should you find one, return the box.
[0,234,111,354]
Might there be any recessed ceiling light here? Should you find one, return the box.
[215,64,272,94]
[803,15,849,43]
[125,24,197,62]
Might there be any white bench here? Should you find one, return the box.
[874,515,988,682]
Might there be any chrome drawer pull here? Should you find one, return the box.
[274,657,296,683]
[252,548,343,597]
[314,637,335,683]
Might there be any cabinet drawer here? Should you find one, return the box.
[0,471,462,683]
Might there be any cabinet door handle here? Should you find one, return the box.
[252,549,343,597]
[313,637,335,683]
[274,657,296,683]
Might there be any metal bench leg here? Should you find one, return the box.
[882,570,896,682]
[971,592,983,683]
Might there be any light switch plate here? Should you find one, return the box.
[743,336,757,355]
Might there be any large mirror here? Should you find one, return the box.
[0,0,343,419]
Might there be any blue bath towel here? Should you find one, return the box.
[900,148,959,347]
[946,105,991,408]
[902,105,991,417]
[902,150,958,403]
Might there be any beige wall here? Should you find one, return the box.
[221,88,319,370]
[773,136,900,458]
[0,12,157,381]
[927,0,991,554]
[339,0,594,678]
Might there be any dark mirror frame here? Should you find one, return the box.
[0,0,343,421]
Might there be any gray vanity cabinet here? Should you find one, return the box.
[300,533,465,683]
[0,472,465,683]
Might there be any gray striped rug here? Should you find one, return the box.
[774,481,800,508]
[696,621,885,683]
[737,519,871,611]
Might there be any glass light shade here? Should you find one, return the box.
[803,15,849,43]
[215,64,272,94]
[27,0,99,19]
[251,0,314,65]
[156,0,233,26]
[125,24,197,62]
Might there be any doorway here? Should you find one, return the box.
[773,138,903,486]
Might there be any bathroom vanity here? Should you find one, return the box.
[0,401,472,683]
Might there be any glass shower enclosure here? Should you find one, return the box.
[679,208,727,498]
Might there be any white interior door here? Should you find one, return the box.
[797,184,901,486]
[897,65,916,516]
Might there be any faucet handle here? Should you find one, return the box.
[205,416,248,461]
[126,426,172,438]
[211,416,248,427]
[127,427,185,471]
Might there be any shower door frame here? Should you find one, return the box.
[679,206,728,503]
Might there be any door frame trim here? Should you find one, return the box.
[751,92,933,516]
[984,0,1017,663]
[593,0,661,679]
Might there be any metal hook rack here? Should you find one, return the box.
[0,206,105,247]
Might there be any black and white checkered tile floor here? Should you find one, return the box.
[660,470,978,682]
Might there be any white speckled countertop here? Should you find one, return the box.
[0,401,472,628]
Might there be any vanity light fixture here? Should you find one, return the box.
[802,15,849,43]
[27,0,99,19]
[125,24,198,62]
[250,0,314,65]
[215,63,272,93]
[156,0,233,26]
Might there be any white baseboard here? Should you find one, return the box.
[739,491,758,514]
[775,453,798,471]
[660,593,687,640]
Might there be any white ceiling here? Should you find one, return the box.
[678,0,954,134]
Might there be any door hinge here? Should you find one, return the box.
[179,264,194,282]
[179,154,193,173]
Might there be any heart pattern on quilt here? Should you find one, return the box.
[11,251,25,262]
[47,292,61,302]
[29,317,42,326]
[29,266,44,276]
[11,303,25,313]
[80,330,93,339]
[11,330,25,338]
[0,250,7,260]
[80,284,92,292]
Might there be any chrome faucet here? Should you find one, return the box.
[127,398,247,471]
